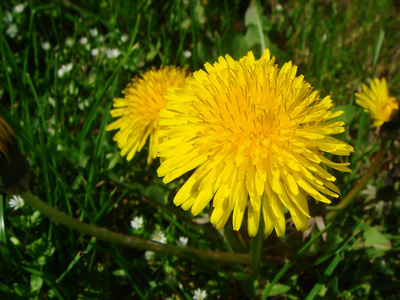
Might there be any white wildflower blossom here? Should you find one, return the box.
[151,230,167,244]
[144,251,155,261]
[121,34,128,43]
[106,48,120,59]
[177,236,188,247]
[78,99,89,110]
[275,4,283,11]
[47,125,55,136]
[65,37,74,47]
[6,24,18,38]
[79,37,87,45]
[3,11,13,25]
[91,48,99,57]
[193,288,207,300]
[9,195,24,210]
[13,4,25,14]
[130,216,144,230]
[64,63,73,72]
[58,63,73,78]
[41,41,50,51]
[89,28,98,37]
[183,50,192,58]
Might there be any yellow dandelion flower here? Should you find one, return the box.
[157,50,354,237]
[106,66,188,164]
[355,78,398,127]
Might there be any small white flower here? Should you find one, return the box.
[183,50,192,58]
[9,195,24,210]
[89,28,98,37]
[177,236,188,247]
[99,34,106,42]
[58,63,73,78]
[120,34,128,43]
[64,63,73,72]
[6,24,18,38]
[144,251,155,261]
[78,99,89,110]
[47,126,55,136]
[48,97,55,107]
[65,37,74,47]
[106,48,120,59]
[193,288,207,300]
[151,230,167,244]
[275,4,283,11]
[13,4,25,14]
[3,11,13,24]
[130,216,144,230]
[91,48,99,57]
[41,41,50,51]
[79,37,87,45]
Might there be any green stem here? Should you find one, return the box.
[326,139,387,221]
[21,191,281,265]
[262,223,332,299]
[250,213,264,273]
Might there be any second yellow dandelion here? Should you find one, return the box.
[106,66,188,164]
[355,78,398,127]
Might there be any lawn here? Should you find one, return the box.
[0,0,399,299]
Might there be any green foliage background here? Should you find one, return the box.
[0,0,399,299]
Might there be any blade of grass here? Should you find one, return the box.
[371,29,385,76]
[306,219,362,300]
[25,73,47,132]
[0,6,17,108]
[189,0,199,69]
[0,194,19,266]
[305,253,343,300]
[78,17,141,144]
[262,223,332,299]
[250,215,264,273]
[109,244,146,299]
[57,237,96,283]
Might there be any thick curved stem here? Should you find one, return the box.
[21,190,281,265]
[326,140,386,221]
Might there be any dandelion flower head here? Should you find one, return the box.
[106,66,188,164]
[157,50,354,237]
[355,78,398,127]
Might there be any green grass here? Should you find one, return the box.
[1,0,399,299]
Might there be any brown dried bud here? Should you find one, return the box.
[0,116,32,193]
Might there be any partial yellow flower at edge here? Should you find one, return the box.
[355,78,399,127]
[157,49,354,237]
[106,66,188,165]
